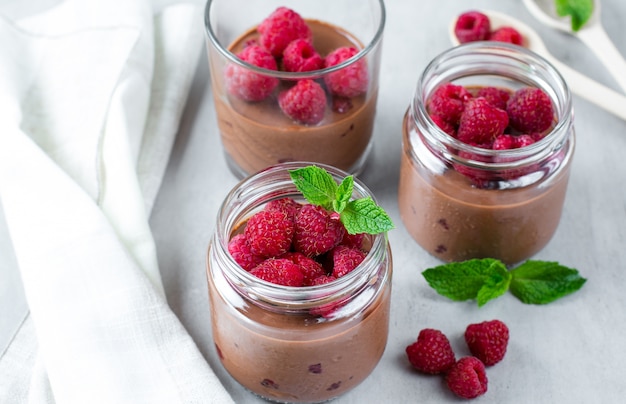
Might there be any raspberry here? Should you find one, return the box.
[340,232,365,250]
[278,79,327,125]
[405,329,456,374]
[257,7,312,57]
[430,114,457,137]
[446,357,488,399]
[323,47,369,98]
[492,134,516,150]
[464,319,509,366]
[293,204,345,257]
[311,275,336,285]
[227,234,265,271]
[489,26,524,45]
[476,86,510,111]
[265,197,302,221]
[282,39,324,72]
[454,11,491,44]
[329,245,366,278]
[457,97,509,146]
[427,83,472,126]
[225,45,279,102]
[331,96,354,114]
[250,258,304,287]
[281,252,326,286]
[244,209,294,258]
[514,134,536,148]
[506,87,554,133]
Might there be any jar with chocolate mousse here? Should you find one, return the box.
[206,162,392,403]
[399,42,575,265]
[204,0,385,178]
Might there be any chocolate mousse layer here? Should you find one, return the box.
[210,20,378,177]
[207,268,391,403]
[398,115,572,265]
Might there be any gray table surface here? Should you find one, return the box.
[4,0,626,402]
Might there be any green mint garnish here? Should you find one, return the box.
[555,0,594,31]
[289,165,394,235]
[422,258,586,306]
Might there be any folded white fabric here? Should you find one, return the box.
[0,0,234,402]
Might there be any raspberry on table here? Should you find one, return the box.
[244,209,295,258]
[506,87,554,133]
[464,319,510,366]
[476,86,510,111]
[278,79,327,125]
[489,26,524,45]
[457,97,509,146]
[282,39,324,72]
[293,204,345,257]
[446,357,488,399]
[281,252,327,286]
[250,258,305,287]
[323,46,369,98]
[405,328,456,374]
[257,7,312,57]
[227,233,265,271]
[225,45,279,102]
[427,83,472,127]
[329,245,366,278]
[454,11,491,44]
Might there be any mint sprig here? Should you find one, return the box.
[422,258,586,306]
[555,0,594,31]
[289,165,394,235]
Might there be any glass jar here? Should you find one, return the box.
[206,162,392,403]
[204,0,385,179]
[398,42,575,265]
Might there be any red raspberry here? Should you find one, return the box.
[457,97,509,146]
[244,210,294,258]
[489,26,524,45]
[446,357,488,399]
[329,245,366,278]
[281,252,326,286]
[427,83,472,126]
[454,11,491,44]
[340,232,365,250]
[225,45,279,102]
[278,79,327,125]
[257,7,312,57]
[227,234,265,271]
[405,329,456,374]
[492,134,516,150]
[323,47,369,98]
[282,39,323,72]
[311,275,335,285]
[464,319,509,366]
[293,204,345,257]
[265,197,302,221]
[476,86,510,110]
[331,96,354,114]
[514,134,536,148]
[250,258,304,287]
[430,114,457,137]
[506,87,554,133]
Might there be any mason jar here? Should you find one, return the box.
[206,162,392,403]
[204,0,385,179]
[398,42,575,265]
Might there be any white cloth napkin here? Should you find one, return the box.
[0,0,234,402]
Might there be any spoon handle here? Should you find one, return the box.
[577,26,626,93]
[541,53,626,120]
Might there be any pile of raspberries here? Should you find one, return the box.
[405,319,510,399]
[225,7,369,125]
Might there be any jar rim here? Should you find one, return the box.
[410,42,573,169]
[210,162,389,311]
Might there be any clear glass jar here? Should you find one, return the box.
[204,0,385,179]
[398,42,575,265]
[206,162,392,403]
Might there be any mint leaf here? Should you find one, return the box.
[333,175,353,214]
[289,166,337,210]
[509,260,587,304]
[422,259,511,305]
[555,0,594,31]
[340,197,394,235]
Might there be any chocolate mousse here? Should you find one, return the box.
[210,19,378,177]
